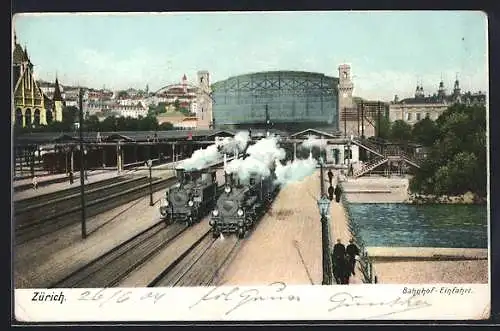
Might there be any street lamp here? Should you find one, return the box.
[317,194,333,285]
[145,159,153,206]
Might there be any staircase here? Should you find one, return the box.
[352,156,388,178]
[351,139,384,157]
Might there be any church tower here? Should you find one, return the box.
[452,74,461,103]
[196,70,213,130]
[53,76,64,122]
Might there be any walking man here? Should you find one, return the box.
[346,239,360,276]
[327,169,334,185]
[332,239,346,284]
[334,183,342,202]
[328,185,335,201]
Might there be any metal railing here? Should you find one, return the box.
[338,182,378,284]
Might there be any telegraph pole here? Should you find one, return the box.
[344,107,347,138]
[78,88,87,239]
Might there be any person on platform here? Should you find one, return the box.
[327,169,334,185]
[346,239,360,276]
[341,257,351,284]
[334,184,342,202]
[348,163,354,177]
[328,185,335,201]
[32,176,38,190]
[332,239,346,284]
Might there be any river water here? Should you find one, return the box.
[346,203,488,248]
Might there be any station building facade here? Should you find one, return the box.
[211,70,347,132]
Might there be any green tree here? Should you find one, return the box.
[173,99,180,111]
[411,117,440,146]
[390,120,412,142]
[158,122,174,130]
[409,104,487,198]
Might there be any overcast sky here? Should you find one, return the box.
[13,11,488,101]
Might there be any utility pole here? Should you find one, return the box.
[78,88,87,239]
[361,100,365,139]
[377,101,381,138]
[344,107,347,138]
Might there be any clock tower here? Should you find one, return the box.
[338,64,354,134]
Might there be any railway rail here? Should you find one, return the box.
[15,176,176,244]
[14,176,130,211]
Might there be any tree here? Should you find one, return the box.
[411,117,440,146]
[409,104,487,198]
[173,99,180,111]
[390,120,412,142]
[158,122,174,130]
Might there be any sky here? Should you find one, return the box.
[13,11,488,101]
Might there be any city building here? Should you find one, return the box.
[210,68,348,132]
[389,78,487,125]
[12,34,63,127]
[154,74,198,112]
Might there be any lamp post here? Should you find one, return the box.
[146,159,153,206]
[84,149,88,180]
[317,194,333,285]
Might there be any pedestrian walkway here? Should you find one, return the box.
[329,175,364,284]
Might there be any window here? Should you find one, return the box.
[426,112,430,119]
[406,113,412,121]
[416,113,421,121]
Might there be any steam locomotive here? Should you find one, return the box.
[209,170,280,238]
[159,168,220,226]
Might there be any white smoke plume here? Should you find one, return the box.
[216,131,250,155]
[226,135,286,181]
[178,144,220,171]
[274,157,318,186]
[300,135,327,150]
[177,131,251,170]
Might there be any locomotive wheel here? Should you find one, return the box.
[163,215,172,226]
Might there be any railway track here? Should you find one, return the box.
[50,221,188,288]
[15,176,177,245]
[15,176,151,225]
[14,176,130,211]
[150,232,240,287]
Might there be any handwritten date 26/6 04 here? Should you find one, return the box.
[77,288,165,307]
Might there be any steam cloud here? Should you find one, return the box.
[226,135,286,181]
[300,135,327,150]
[177,131,251,171]
[274,155,318,186]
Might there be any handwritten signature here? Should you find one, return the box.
[328,292,432,318]
[77,288,166,308]
[190,281,301,315]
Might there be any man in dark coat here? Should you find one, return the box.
[328,185,334,201]
[327,169,334,185]
[334,184,342,202]
[346,239,360,276]
[332,239,346,284]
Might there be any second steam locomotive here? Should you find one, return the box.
[209,171,280,238]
